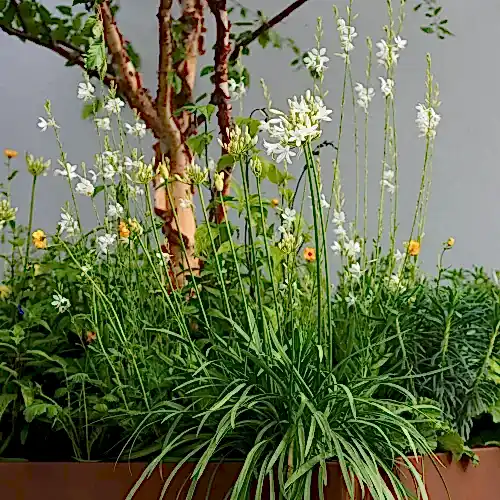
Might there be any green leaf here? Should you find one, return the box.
[200,65,214,77]
[187,132,213,156]
[92,185,105,198]
[0,394,17,422]
[20,384,35,407]
[234,117,260,137]
[420,26,434,34]
[437,431,464,460]
[56,5,72,16]
[218,154,235,170]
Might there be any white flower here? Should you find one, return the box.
[288,124,319,147]
[37,116,58,132]
[281,207,297,225]
[179,198,193,210]
[333,210,346,226]
[337,18,357,53]
[107,203,123,219]
[97,233,117,254]
[355,83,375,112]
[395,249,405,262]
[345,239,361,259]
[376,40,390,65]
[228,79,246,100]
[331,241,342,255]
[58,210,78,236]
[319,194,330,209]
[77,82,95,101]
[394,36,407,50]
[87,169,98,184]
[125,121,147,138]
[379,77,395,98]
[128,184,144,197]
[416,103,441,138]
[75,177,95,197]
[95,117,111,131]
[381,166,396,194]
[51,293,71,313]
[55,162,78,179]
[346,292,356,307]
[156,250,172,264]
[334,226,347,239]
[304,47,330,74]
[348,262,362,280]
[105,98,124,114]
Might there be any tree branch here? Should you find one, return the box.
[98,0,165,138]
[0,23,116,87]
[229,0,310,62]
[207,0,233,223]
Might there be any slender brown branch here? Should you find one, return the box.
[0,24,116,86]
[229,0,310,62]
[207,0,233,223]
[99,1,164,138]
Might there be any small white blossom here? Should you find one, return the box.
[125,121,147,138]
[416,103,441,138]
[51,293,71,313]
[77,82,95,101]
[395,249,405,262]
[58,210,79,236]
[179,198,193,210]
[334,226,347,239]
[55,162,78,179]
[394,36,407,50]
[348,262,362,280]
[107,203,123,219]
[331,241,342,255]
[304,47,330,74]
[87,169,98,184]
[95,117,111,131]
[37,116,58,132]
[379,77,395,98]
[105,98,124,114]
[156,250,172,264]
[337,18,357,53]
[128,184,144,197]
[97,233,117,254]
[281,207,297,225]
[381,166,396,194]
[333,210,346,226]
[228,79,246,100]
[345,239,361,259]
[346,292,356,307]
[355,83,375,113]
[75,177,95,197]
[319,193,330,209]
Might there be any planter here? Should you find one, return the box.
[0,447,498,499]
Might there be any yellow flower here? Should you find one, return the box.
[447,237,455,248]
[0,285,11,300]
[407,240,420,257]
[32,229,47,249]
[271,198,279,208]
[303,247,316,262]
[118,220,130,239]
[3,149,18,159]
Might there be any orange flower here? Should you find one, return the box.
[303,247,316,262]
[407,240,420,257]
[118,220,130,239]
[86,331,97,344]
[271,198,279,208]
[3,149,18,159]
[32,230,47,249]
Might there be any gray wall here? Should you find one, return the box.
[1,0,499,272]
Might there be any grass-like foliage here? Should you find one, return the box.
[0,2,499,499]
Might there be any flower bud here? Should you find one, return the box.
[26,154,51,176]
[214,172,224,192]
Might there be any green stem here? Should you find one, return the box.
[24,175,37,272]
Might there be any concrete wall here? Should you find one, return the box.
[1,0,498,271]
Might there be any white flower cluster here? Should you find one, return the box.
[376,36,407,68]
[261,90,332,165]
[58,209,78,236]
[330,210,362,280]
[51,293,70,313]
[228,79,246,101]
[355,83,375,113]
[277,208,299,254]
[304,47,330,75]
[415,103,441,138]
[381,163,395,195]
[125,121,147,138]
[336,18,358,58]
